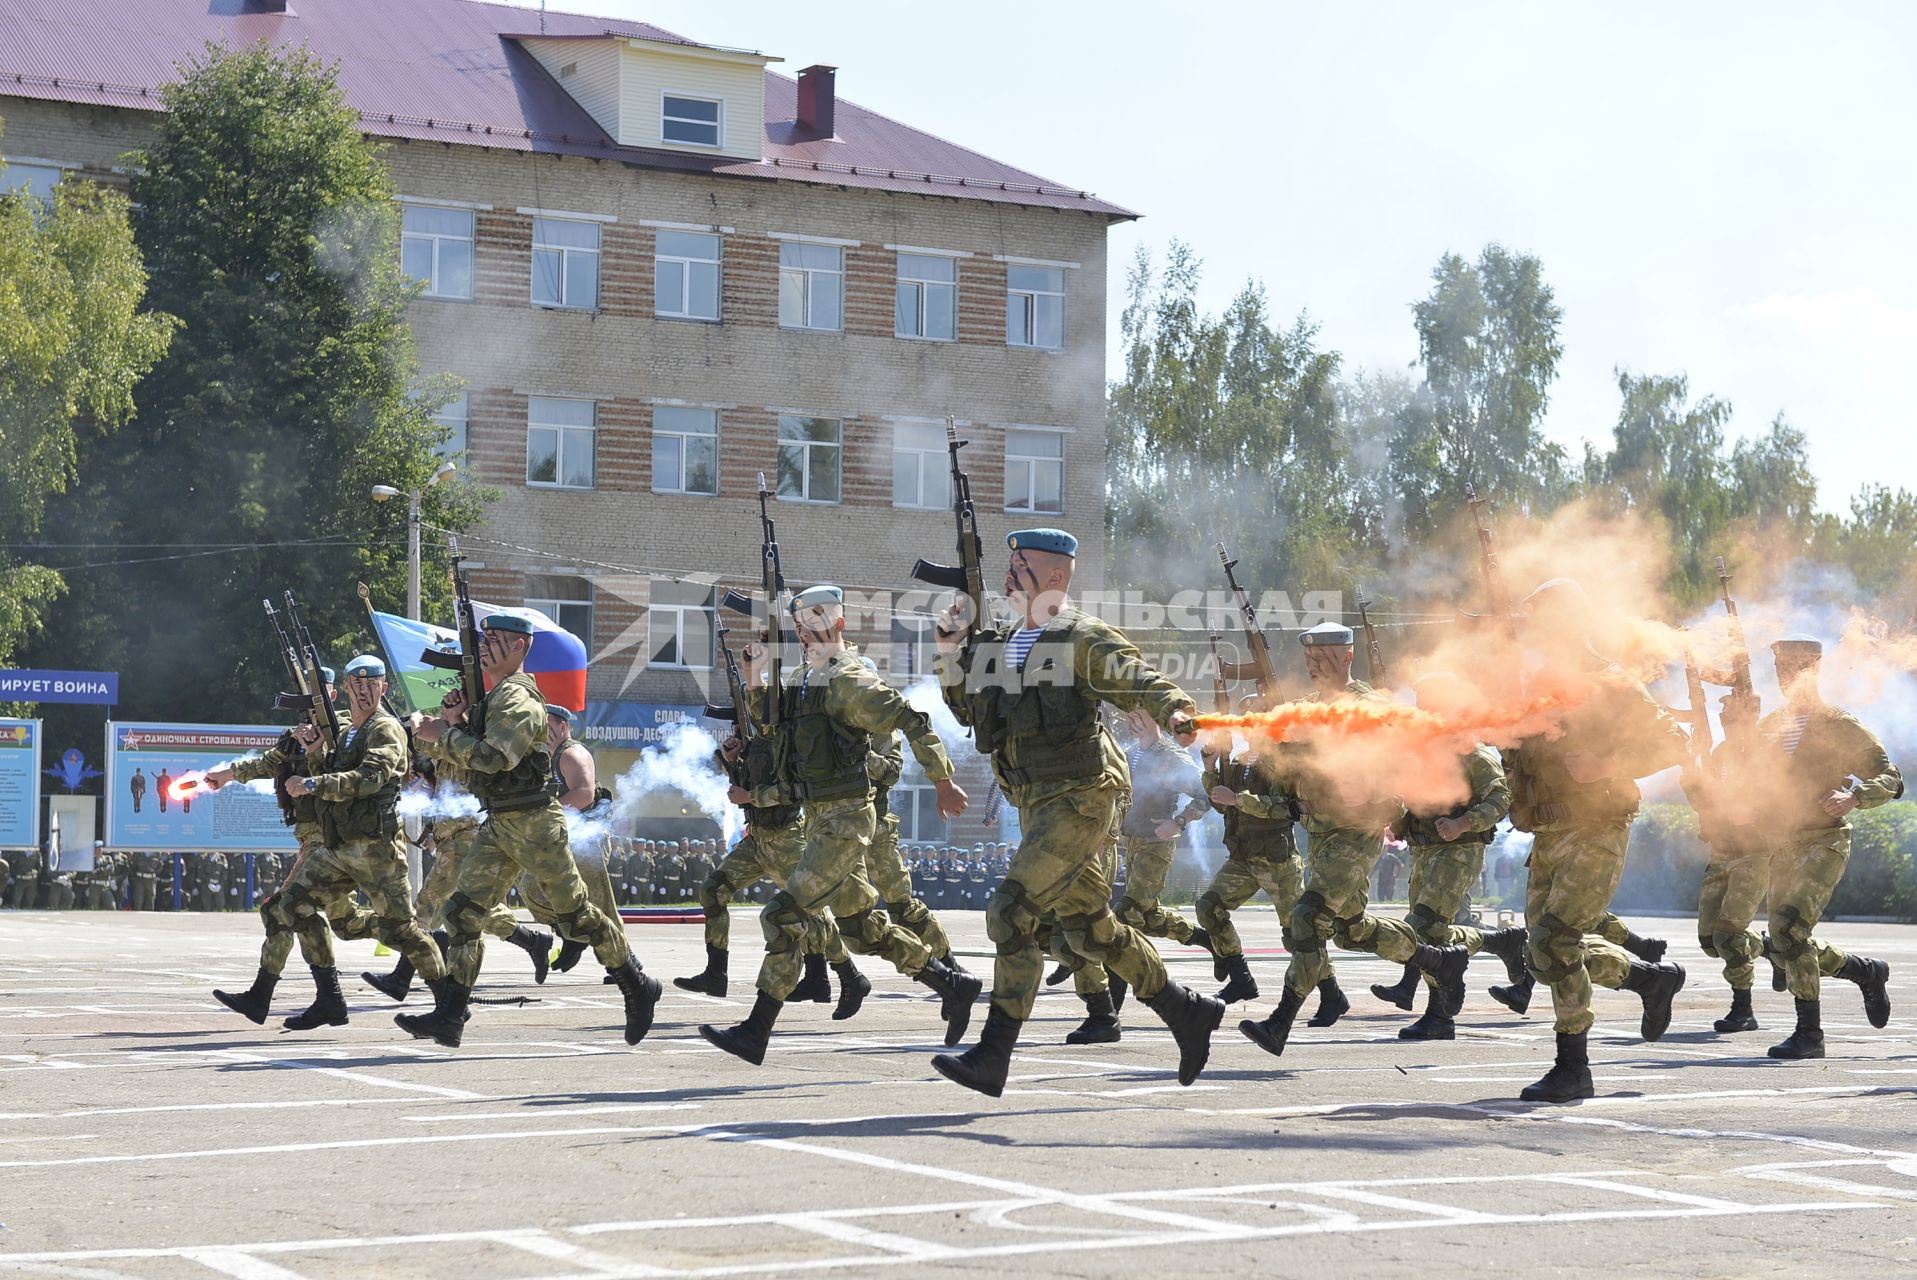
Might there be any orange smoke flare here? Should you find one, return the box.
[1194,680,1608,751]
[162,771,209,804]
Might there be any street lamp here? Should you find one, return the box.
[371,460,457,620]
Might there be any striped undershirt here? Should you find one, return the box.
[1781,711,1812,756]
[1006,624,1047,672]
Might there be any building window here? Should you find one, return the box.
[890,616,941,679]
[525,574,594,651]
[1,160,64,207]
[662,95,722,147]
[653,405,718,496]
[527,396,595,489]
[1007,265,1065,349]
[892,421,951,510]
[432,390,469,459]
[400,205,474,299]
[1004,429,1064,514]
[892,783,950,844]
[777,415,842,504]
[531,217,599,310]
[655,230,720,321]
[779,242,842,331]
[895,253,957,341]
[649,579,715,670]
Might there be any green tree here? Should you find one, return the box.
[1727,415,1819,567]
[1598,370,1734,604]
[25,43,486,723]
[0,145,175,674]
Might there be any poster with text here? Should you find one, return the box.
[104,722,297,853]
[0,719,41,850]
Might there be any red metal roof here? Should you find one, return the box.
[0,0,1134,218]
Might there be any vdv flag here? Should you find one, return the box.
[366,606,588,714]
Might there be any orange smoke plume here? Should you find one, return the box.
[162,771,209,805]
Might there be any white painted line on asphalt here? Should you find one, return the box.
[1541,1175,1745,1209]
[777,1215,960,1258]
[492,1229,676,1276]
[181,1248,314,1280]
[206,1050,489,1100]
[0,1097,425,1121]
[404,1104,703,1122]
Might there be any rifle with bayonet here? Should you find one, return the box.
[419,537,487,736]
[264,597,327,823]
[911,417,989,639]
[702,616,756,740]
[1214,542,1285,706]
[1356,591,1387,684]
[719,473,786,735]
[279,591,342,750]
[1716,556,1759,745]
[1464,483,1519,639]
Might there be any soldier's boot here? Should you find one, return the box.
[1240,985,1306,1058]
[674,943,729,997]
[1216,954,1260,1005]
[831,959,870,1022]
[395,977,470,1049]
[612,957,662,1046]
[930,1005,1022,1098]
[1045,962,1073,987]
[213,967,278,1025]
[1620,960,1686,1042]
[1065,990,1121,1045]
[942,951,974,978]
[1762,934,1788,992]
[362,953,415,1003]
[1490,973,1535,1016]
[699,992,782,1066]
[1186,927,1217,957]
[1147,981,1226,1086]
[1480,926,1530,984]
[789,953,832,1004]
[1840,954,1892,1029]
[1306,976,1350,1028]
[1109,971,1129,1015]
[1213,950,1232,982]
[552,936,588,974]
[1619,929,1667,963]
[1412,944,1470,1018]
[915,956,983,1047]
[1713,987,1759,1034]
[1398,984,1456,1041]
[1518,1031,1594,1103]
[1370,963,1419,1012]
[1768,998,1825,1060]
[506,925,553,984]
[283,965,350,1031]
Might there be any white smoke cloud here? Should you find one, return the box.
[604,720,742,848]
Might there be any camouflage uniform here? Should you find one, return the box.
[1117,735,1208,944]
[866,729,955,959]
[1688,738,1772,995]
[1383,744,1511,972]
[1196,751,1306,964]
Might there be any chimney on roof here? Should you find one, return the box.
[796,65,837,140]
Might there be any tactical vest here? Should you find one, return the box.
[740,734,800,829]
[473,679,554,813]
[271,729,319,827]
[318,715,401,845]
[1218,758,1299,862]
[868,734,904,820]
[782,678,871,803]
[960,619,1105,787]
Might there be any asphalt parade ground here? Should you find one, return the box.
[4,911,1916,1278]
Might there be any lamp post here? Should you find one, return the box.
[371,460,457,620]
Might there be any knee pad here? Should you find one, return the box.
[1697,932,1722,959]
[1771,905,1810,960]
[985,878,1039,947]
[1195,891,1227,931]
[1405,901,1446,942]
[1714,929,1758,964]
[1331,912,1372,950]
[765,889,809,932]
[554,906,593,938]
[1527,911,1584,981]
[373,914,416,945]
[443,891,488,938]
[277,882,326,925]
[698,871,731,913]
[834,908,878,942]
[1060,909,1124,964]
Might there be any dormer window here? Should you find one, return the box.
[662,95,722,147]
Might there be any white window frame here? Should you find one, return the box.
[661,93,724,149]
[776,414,843,505]
[526,396,597,490]
[894,251,958,342]
[652,405,719,496]
[1004,427,1065,515]
[0,157,69,207]
[648,583,715,671]
[779,241,844,332]
[524,578,594,653]
[531,217,600,311]
[432,390,469,459]
[891,420,951,510]
[892,782,950,844]
[654,229,722,321]
[1007,265,1066,350]
[399,203,475,300]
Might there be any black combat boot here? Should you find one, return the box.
[1147,981,1226,1086]
[931,1005,1023,1097]
[1216,953,1260,1005]
[395,977,471,1049]
[1240,985,1307,1058]
[1109,970,1129,1015]
[942,951,974,978]
[1519,1031,1594,1103]
[1713,987,1759,1033]
[1186,926,1217,957]
[1619,960,1686,1042]
[611,957,662,1045]
[789,952,832,1003]
[1480,926,1531,986]
[1065,990,1121,1044]
[1490,973,1535,1016]
[700,991,783,1066]
[1411,944,1470,1017]
[1619,928,1667,963]
[362,954,415,1003]
[831,959,871,1021]
[915,956,984,1047]
[1370,963,1419,1011]
[674,943,729,997]
[1840,954,1892,1029]
[213,967,278,1025]
[506,925,553,984]
[1762,933,1788,992]
[1306,976,1350,1027]
[552,935,588,973]
[1768,998,1824,1059]
[1398,984,1456,1041]
[283,965,350,1031]
[1045,961,1073,987]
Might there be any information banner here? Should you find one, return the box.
[0,719,41,850]
[104,722,296,853]
[0,669,119,704]
[581,701,702,749]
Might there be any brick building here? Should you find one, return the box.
[0,0,1135,843]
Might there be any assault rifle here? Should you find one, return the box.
[702,616,756,741]
[420,537,486,736]
[263,597,327,821]
[911,417,989,638]
[1464,483,1520,639]
[1214,542,1284,705]
[1205,630,1232,716]
[1681,644,1713,769]
[719,473,785,733]
[278,592,341,751]
[1716,556,1759,744]
[1356,591,1387,684]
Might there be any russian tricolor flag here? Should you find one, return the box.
[367,602,589,714]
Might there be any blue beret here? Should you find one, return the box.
[319,666,337,685]
[1771,635,1823,658]
[481,612,536,635]
[544,704,578,725]
[1299,622,1355,647]
[789,584,844,613]
[343,655,386,678]
[1007,528,1078,557]
[859,656,878,671]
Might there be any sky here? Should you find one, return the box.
[514,0,1916,515]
